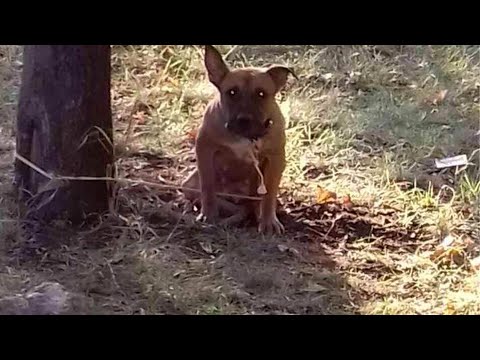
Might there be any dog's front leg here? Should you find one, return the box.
[196,140,218,224]
[258,154,285,235]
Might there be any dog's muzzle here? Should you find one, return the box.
[225,115,270,141]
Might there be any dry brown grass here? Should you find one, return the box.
[0,45,479,314]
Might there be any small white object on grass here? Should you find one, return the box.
[441,235,456,248]
[435,155,468,169]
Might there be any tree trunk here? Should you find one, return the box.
[15,45,113,224]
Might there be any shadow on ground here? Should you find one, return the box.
[4,151,428,314]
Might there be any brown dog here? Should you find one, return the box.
[182,45,295,234]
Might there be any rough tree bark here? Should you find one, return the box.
[15,45,113,223]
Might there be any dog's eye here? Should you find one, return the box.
[258,90,265,98]
[228,89,236,97]
[265,119,273,128]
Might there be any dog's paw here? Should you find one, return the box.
[258,214,285,235]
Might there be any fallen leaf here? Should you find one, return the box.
[187,128,198,143]
[430,235,467,266]
[316,186,337,204]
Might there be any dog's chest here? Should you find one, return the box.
[214,139,262,184]
[226,138,261,160]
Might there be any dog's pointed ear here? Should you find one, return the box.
[204,45,229,88]
[266,65,298,92]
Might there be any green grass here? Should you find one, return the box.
[110,45,480,314]
[0,45,479,314]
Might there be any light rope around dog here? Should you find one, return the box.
[248,148,267,195]
[14,152,263,201]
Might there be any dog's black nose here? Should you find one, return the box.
[236,115,252,130]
